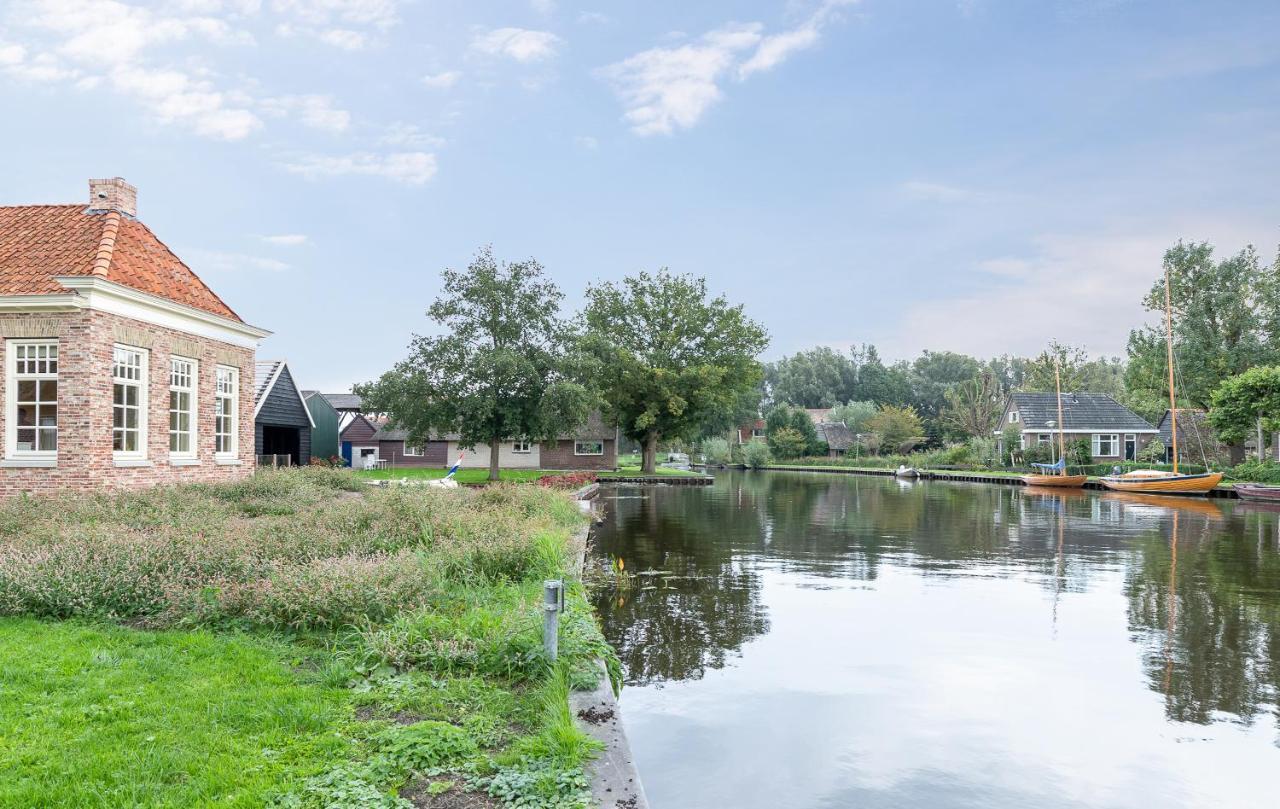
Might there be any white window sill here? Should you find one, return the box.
[114,458,153,468]
[170,457,201,467]
[1,457,56,468]
[216,457,242,466]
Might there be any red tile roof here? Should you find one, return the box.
[0,204,242,321]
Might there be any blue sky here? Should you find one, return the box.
[2,0,1277,392]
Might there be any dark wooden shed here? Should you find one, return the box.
[254,361,314,466]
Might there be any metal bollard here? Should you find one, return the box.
[543,579,565,661]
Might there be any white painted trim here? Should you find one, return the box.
[1023,428,1158,434]
[168,355,198,459]
[574,440,605,456]
[113,459,153,468]
[0,294,82,312]
[0,458,55,468]
[111,343,149,461]
[171,458,202,467]
[215,364,240,459]
[54,277,270,348]
[253,361,316,428]
[215,457,242,466]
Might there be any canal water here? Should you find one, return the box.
[589,470,1280,809]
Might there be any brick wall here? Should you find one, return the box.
[539,439,617,470]
[0,309,255,496]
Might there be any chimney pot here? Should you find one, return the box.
[87,177,137,217]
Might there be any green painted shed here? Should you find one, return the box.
[303,390,341,462]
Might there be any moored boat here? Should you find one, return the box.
[1233,483,1280,502]
[1098,269,1221,497]
[1022,472,1089,488]
[1099,469,1224,494]
[1019,362,1086,489]
[895,465,921,478]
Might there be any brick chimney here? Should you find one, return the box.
[87,177,137,217]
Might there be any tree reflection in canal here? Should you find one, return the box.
[592,471,1280,735]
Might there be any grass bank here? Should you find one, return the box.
[354,465,700,483]
[0,468,616,808]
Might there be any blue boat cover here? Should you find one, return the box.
[1031,459,1066,472]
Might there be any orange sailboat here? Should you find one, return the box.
[1021,360,1087,489]
[1100,270,1222,496]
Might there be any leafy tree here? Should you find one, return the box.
[358,247,590,481]
[829,400,877,433]
[763,347,856,408]
[581,270,769,473]
[1126,242,1280,409]
[908,351,982,424]
[851,345,913,406]
[1024,341,1125,397]
[941,372,1003,438]
[742,439,772,469]
[865,405,925,454]
[1137,438,1166,464]
[768,427,809,460]
[1209,366,1280,444]
[764,405,822,457]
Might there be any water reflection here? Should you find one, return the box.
[591,471,1280,808]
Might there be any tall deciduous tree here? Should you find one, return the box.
[942,372,1004,438]
[357,247,590,481]
[1208,366,1280,445]
[582,270,769,474]
[866,405,925,454]
[1125,242,1280,409]
[1024,341,1125,398]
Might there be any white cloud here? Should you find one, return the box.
[269,0,401,48]
[187,248,292,272]
[602,1,856,135]
[577,11,609,25]
[421,69,461,89]
[316,27,366,49]
[379,122,445,149]
[530,0,556,13]
[281,151,438,184]
[260,233,309,246]
[261,93,351,132]
[599,23,762,136]
[471,27,562,62]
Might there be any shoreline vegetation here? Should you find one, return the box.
[0,468,618,809]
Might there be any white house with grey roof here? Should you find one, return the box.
[996,392,1157,462]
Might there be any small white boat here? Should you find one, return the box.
[895,465,921,478]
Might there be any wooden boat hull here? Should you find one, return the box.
[1021,474,1087,488]
[1099,471,1223,495]
[1233,483,1280,502]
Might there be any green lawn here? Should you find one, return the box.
[354,467,558,483]
[0,619,351,807]
[0,469,614,808]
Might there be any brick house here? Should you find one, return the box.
[995,392,1157,463]
[0,178,268,495]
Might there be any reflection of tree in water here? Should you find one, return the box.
[591,482,772,686]
[1125,508,1280,727]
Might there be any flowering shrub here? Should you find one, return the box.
[0,469,584,629]
[536,472,597,490]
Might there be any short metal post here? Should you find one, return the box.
[543,579,564,662]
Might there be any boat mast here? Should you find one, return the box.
[1164,269,1178,475]
[1055,358,1066,475]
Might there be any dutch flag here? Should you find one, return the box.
[445,452,464,478]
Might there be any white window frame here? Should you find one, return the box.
[1009,411,1020,424]
[1037,434,1052,446]
[1092,433,1119,457]
[574,440,604,456]
[511,439,532,454]
[750,428,765,439]
[168,356,198,459]
[403,443,424,457]
[215,365,239,458]
[5,339,59,459]
[112,344,148,460]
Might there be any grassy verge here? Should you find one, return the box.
[0,468,616,808]
[355,467,559,483]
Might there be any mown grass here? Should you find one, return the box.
[355,468,559,483]
[0,468,614,808]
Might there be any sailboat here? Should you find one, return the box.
[1100,271,1223,495]
[1022,359,1087,488]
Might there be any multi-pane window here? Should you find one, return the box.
[403,444,424,456]
[112,346,147,456]
[169,357,197,456]
[512,440,531,453]
[1037,434,1052,446]
[215,366,238,455]
[1092,433,1119,457]
[9,341,58,455]
[574,440,604,456]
